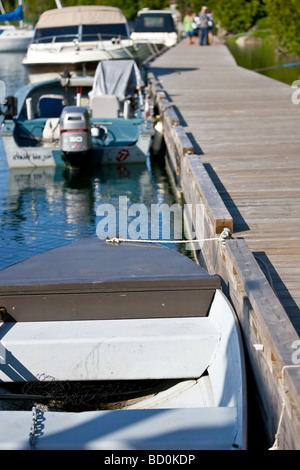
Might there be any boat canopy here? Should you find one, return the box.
[0,5,23,22]
[89,60,144,102]
[35,6,128,28]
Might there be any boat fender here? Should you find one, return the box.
[124,99,131,119]
[91,125,107,141]
[151,117,164,154]
[26,98,33,120]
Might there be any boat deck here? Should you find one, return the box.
[150,38,300,335]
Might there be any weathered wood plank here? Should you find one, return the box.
[149,38,300,449]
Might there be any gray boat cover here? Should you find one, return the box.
[89,60,144,102]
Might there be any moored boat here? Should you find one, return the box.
[22,6,137,83]
[0,3,34,52]
[0,59,154,169]
[0,238,247,450]
[131,9,179,62]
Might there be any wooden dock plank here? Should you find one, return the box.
[150,40,300,335]
[150,38,300,449]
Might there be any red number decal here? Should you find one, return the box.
[116,149,129,162]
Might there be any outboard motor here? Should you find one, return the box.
[60,106,91,167]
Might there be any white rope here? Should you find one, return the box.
[269,364,300,450]
[106,228,232,245]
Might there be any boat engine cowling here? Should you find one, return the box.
[60,106,91,166]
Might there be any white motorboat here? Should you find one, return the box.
[131,9,178,62]
[0,3,34,52]
[0,238,247,450]
[22,6,137,83]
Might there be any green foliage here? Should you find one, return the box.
[255,16,272,30]
[264,0,300,56]
[22,0,170,23]
[175,0,215,17]
[211,0,262,33]
[23,1,58,23]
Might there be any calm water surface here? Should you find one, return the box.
[0,53,183,270]
[226,35,300,85]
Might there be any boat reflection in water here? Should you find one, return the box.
[0,161,179,271]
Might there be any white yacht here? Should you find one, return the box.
[0,3,34,52]
[22,6,136,82]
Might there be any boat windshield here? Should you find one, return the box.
[33,24,130,43]
[134,13,176,33]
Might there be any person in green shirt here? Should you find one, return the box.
[183,10,194,44]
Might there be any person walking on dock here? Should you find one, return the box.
[183,10,195,44]
[199,5,209,46]
[192,12,200,39]
[207,9,214,44]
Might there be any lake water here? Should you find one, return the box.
[0,53,184,270]
[226,35,300,85]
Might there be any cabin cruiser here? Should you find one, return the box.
[22,6,136,83]
[131,9,178,48]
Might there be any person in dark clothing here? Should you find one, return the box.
[199,5,209,46]
[207,9,214,44]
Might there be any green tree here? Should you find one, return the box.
[211,0,261,33]
[23,1,58,24]
[110,0,139,20]
[264,0,300,56]
[23,0,171,23]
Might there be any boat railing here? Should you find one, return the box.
[32,33,132,45]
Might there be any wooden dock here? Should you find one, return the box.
[148,38,300,449]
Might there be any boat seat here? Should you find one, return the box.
[90,95,120,118]
[38,94,66,118]
[0,316,220,381]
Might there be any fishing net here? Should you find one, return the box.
[0,374,170,412]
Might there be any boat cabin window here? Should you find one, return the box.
[34,26,78,43]
[134,14,176,33]
[81,24,130,40]
[34,24,130,43]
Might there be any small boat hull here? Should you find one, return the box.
[0,122,153,168]
[0,239,247,450]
